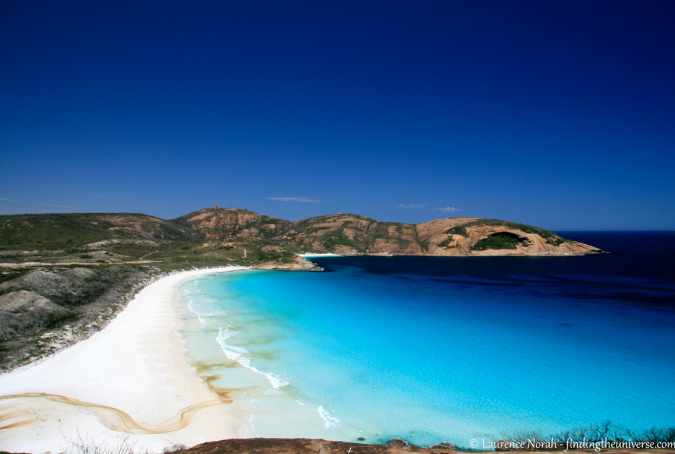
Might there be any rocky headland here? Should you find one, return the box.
[0,207,603,268]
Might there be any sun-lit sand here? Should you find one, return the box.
[0,266,252,453]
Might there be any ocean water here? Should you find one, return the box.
[177,232,675,447]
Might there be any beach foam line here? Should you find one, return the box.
[317,405,342,428]
[0,266,252,453]
[215,327,290,390]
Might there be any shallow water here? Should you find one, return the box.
[177,232,675,446]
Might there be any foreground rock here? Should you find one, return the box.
[166,438,672,454]
[167,438,453,454]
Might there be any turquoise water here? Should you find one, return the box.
[177,233,675,446]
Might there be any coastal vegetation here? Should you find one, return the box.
[0,207,602,372]
[442,219,571,245]
[0,208,595,266]
[472,232,529,251]
[500,420,675,451]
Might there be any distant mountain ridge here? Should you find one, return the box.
[0,207,603,257]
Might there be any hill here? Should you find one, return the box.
[0,207,603,271]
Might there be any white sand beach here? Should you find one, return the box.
[0,266,252,453]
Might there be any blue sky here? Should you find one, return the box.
[1,1,673,230]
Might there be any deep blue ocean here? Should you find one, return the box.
[178,232,675,446]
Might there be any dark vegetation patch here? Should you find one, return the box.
[0,213,188,250]
[443,219,573,247]
[446,225,469,237]
[472,232,529,251]
[501,420,675,451]
[326,233,359,250]
[413,226,429,253]
[258,250,295,263]
[0,270,25,284]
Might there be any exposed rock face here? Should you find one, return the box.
[174,207,291,240]
[271,213,422,254]
[416,217,481,252]
[268,213,602,257]
[416,219,603,256]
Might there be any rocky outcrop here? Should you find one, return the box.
[173,207,291,240]
[165,438,455,454]
[253,255,323,272]
[0,265,155,371]
[0,290,71,340]
[0,267,112,305]
[417,219,604,256]
[271,214,603,257]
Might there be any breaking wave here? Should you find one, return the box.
[216,327,289,389]
[317,405,342,428]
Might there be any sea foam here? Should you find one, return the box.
[216,327,289,389]
[318,405,342,428]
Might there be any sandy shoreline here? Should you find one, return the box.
[0,266,251,453]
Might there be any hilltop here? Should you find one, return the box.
[0,207,603,270]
